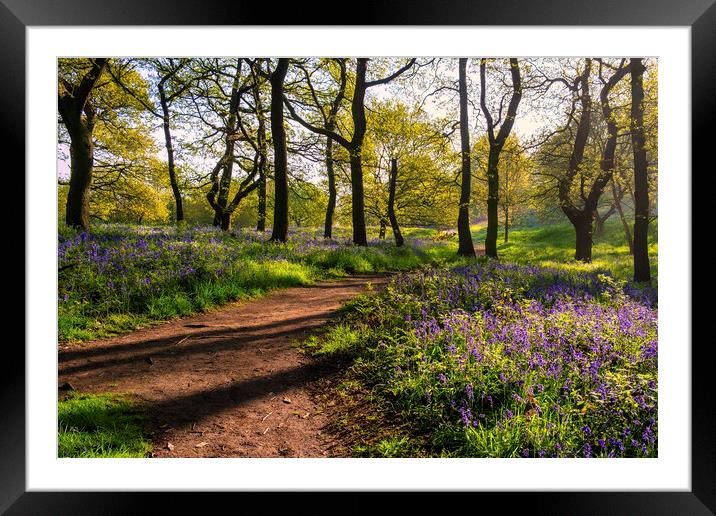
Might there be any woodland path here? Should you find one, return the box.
[58,274,391,458]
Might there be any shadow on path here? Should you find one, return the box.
[57,274,391,457]
[59,310,335,373]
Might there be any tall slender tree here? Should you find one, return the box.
[250,60,270,232]
[155,60,191,223]
[472,134,531,244]
[269,58,290,242]
[322,60,347,239]
[363,100,454,239]
[387,158,404,247]
[58,58,109,230]
[285,58,415,245]
[479,58,523,258]
[630,57,651,283]
[457,58,476,257]
[293,59,348,238]
[611,175,633,254]
[107,59,196,224]
[347,58,371,245]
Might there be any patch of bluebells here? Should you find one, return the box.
[60,225,247,312]
[58,224,425,318]
[360,261,657,458]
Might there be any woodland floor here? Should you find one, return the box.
[58,274,390,458]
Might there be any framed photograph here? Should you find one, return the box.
[6,0,711,513]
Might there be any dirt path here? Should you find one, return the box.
[58,274,390,458]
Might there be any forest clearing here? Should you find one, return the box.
[57,57,657,459]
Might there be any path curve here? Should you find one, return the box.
[58,274,390,458]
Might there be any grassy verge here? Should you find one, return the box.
[58,392,152,458]
[59,260,317,342]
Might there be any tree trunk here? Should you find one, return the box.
[593,202,618,238]
[567,205,599,264]
[616,199,634,255]
[574,214,594,262]
[504,204,509,243]
[323,136,336,238]
[59,58,109,231]
[630,58,651,283]
[158,81,183,223]
[220,211,231,232]
[256,167,267,232]
[593,210,606,237]
[485,149,500,257]
[457,58,476,257]
[480,58,522,259]
[269,58,290,243]
[65,120,94,230]
[349,152,368,245]
[349,58,369,246]
[282,58,410,246]
[321,59,346,239]
[503,165,510,243]
[282,57,410,246]
[594,199,619,238]
[378,219,386,239]
[213,157,234,228]
[611,179,633,254]
[254,79,268,232]
[388,158,404,247]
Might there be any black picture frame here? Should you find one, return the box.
[5,0,711,513]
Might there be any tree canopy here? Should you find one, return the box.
[57,57,657,275]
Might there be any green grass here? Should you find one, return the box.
[59,260,319,343]
[304,244,431,273]
[384,217,656,282]
[471,217,658,282]
[354,436,420,458]
[302,323,364,356]
[58,392,152,458]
